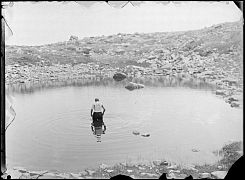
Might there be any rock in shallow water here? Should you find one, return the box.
[141,133,150,137]
[132,130,140,135]
[125,82,144,91]
[230,102,240,107]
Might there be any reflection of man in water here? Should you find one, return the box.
[91,121,106,142]
[91,98,105,124]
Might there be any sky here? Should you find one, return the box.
[3,1,243,46]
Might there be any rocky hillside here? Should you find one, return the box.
[6,20,242,73]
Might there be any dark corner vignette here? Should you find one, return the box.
[0,1,244,180]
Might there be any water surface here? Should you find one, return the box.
[6,79,243,172]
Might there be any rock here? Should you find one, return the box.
[211,171,227,179]
[70,172,83,179]
[177,174,188,179]
[106,169,114,173]
[200,172,211,178]
[130,175,136,179]
[191,148,200,152]
[19,173,31,179]
[216,90,226,96]
[138,166,146,170]
[69,35,78,41]
[167,164,178,169]
[182,164,198,172]
[113,72,127,81]
[28,170,48,176]
[228,96,239,102]
[141,133,150,137]
[140,172,158,177]
[217,165,223,170]
[82,47,92,54]
[125,82,144,91]
[222,78,238,85]
[132,130,140,135]
[168,172,177,179]
[120,162,127,166]
[115,49,125,54]
[147,55,157,60]
[236,150,243,156]
[57,173,71,179]
[231,102,240,107]
[169,170,180,173]
[79,170,88,176]
[127,169,133,173]
[160,161,168,166]
[153,160,162,166]
[13,167,27,172]
[99,163,109,169]
[38,174,63,179]
[5,169,23,179]
[86,170,95,176]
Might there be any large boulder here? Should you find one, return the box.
[125,82,144,91]
[113,72,127,81]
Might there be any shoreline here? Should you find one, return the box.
[5,62,243,109]
[3,141,243,179]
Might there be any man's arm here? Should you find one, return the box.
[91,109,93,117]
[102,105,106,115]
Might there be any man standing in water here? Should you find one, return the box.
[91,98,106,124]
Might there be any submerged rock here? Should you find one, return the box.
[125,82,144,91]
[113,72,127,81]
[230,102,240,107]
[191,148,200,152]
[132,130,140,135]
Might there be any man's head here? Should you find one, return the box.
[95,98,99,102]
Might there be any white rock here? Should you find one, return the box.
[167,164,178,169]
[57,173,70,179]
[106,169,114,173]
[200,172,211,178]
[127,169,133,173]
[211,171,227,179]
[70,172,82,178]
[5,169,22,179]
[140,172,157,177]
[167,172,176,179]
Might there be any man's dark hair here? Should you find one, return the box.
[95,98,99,102]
